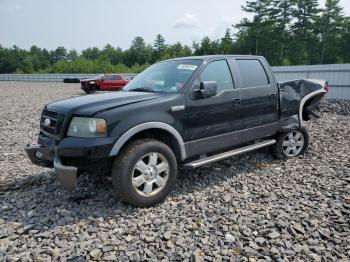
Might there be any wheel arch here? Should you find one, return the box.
[298,82,327,126]
[109,122,187,161]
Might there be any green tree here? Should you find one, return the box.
[160,42,191,59]
[239,0,272,55]
[50,46,68,64]
[67,49,78,62]
[28,45,44,71]
[144,44,154,64]
[0,45,26,73]
[316,0,344,64]
[22,58,34,73]
[342,18,350,63]
[290,0,319,64]
[269,0,295,63]
[130,36,147,65]
[153,34,166,61]
[220,29,234,54]
[101,44,123,65]
[81,47,100,61]
[193,37,219,55]
[40,49,51,69]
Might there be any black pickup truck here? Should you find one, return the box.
[25,55,328,207]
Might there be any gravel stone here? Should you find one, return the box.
[242,228,252,237]
[192,249,205,262]
[225,233,236,243]
[0,82,349,261]
[244,246,258,255]
[223,193,231,202]
[255,237,266,246]
[125,235,134,242]
[266,231,280,239]
[163,231,172,240]
[89,249,102,259]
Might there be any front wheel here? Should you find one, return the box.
[271,127,309,159]
[112,139,177,207]
[84,85,96,94]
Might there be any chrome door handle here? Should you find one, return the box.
[232,98,241,106]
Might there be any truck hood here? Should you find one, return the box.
[80,78,98,83]
[46,92,163,116]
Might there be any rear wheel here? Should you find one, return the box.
[112,139,177,207]
[271,127,309,159]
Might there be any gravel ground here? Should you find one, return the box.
[0,81,349,261]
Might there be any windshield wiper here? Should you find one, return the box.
[128,87,155,93]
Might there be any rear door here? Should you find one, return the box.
[184,59,242,157]
[233,58,278,142]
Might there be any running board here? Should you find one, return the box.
[184,139,276,168]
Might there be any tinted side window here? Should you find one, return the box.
[124,75,133,80]
[105,75,113,80]
[112,75,122,80]
[236,60,269,88]
[200,60,234,93]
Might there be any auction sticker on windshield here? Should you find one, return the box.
[177,64,198,71]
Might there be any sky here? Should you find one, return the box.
[0,0,349,52]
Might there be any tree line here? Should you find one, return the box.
[0,0,349,74]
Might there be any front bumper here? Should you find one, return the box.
[24,144,54,168]
[25,145,77,192]
[25,134,115,192]
[54,156,77,192]
[81,82,97,92]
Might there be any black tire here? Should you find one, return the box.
[271,127,309,160]
[112,139,177,207]
[84,86,96,94]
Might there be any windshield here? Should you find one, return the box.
[124,59,201,93]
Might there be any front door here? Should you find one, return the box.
[184,59,242,157]
[99,75,110,91]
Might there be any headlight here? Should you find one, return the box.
[89,81,95,84]
[67,117,107,137]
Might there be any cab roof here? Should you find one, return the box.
[165,55,265,62]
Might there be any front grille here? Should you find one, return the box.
[40,109,65,137]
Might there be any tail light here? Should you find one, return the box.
[324,81,329,93]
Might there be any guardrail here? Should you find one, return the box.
[0,73,137,82]
[0,64,349,99]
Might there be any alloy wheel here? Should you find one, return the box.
[131,152,170,197]
[282,130,305,157]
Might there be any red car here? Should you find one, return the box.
[80,74,131,94]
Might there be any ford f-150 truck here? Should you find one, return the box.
[25,55,328,207]
[80,74,131,94]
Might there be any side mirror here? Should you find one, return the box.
[193,81,217,99]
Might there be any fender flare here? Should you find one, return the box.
[299,89,326,126]
[277,114,300,132]
[109,122,187,160]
